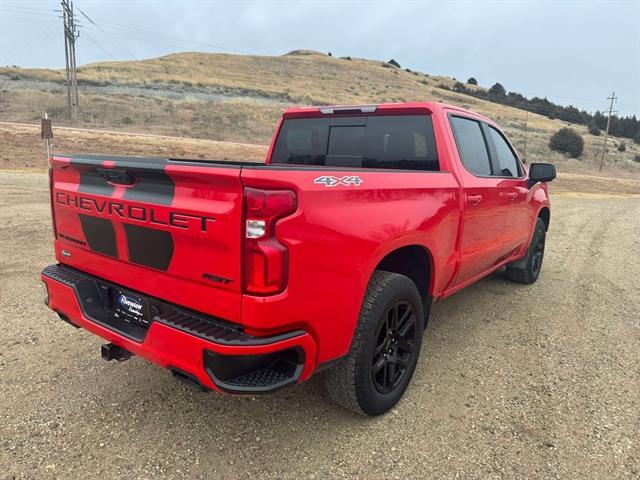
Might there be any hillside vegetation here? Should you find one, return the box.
[1,50,638,175]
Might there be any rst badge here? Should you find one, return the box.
[314,175,363,187]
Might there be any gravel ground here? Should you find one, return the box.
[1,171,639,479]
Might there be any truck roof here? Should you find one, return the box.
[282,102,492,123]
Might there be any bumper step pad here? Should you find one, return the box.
[225,367,292,389]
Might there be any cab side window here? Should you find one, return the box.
[487,126,521,177]
[449,116,492,176]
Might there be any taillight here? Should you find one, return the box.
[243,187,297,295]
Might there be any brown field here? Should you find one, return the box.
[0,122,267,169]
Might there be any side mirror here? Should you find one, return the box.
[528,163,556,187]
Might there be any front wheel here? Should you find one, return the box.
[324,271,423,416]
[506,218,547,284]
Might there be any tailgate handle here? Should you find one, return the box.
[97,168,136,186]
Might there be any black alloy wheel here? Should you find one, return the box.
[506,217,547,284]
[324,270,424,416]
[371,301,417,394]
[530,227,545,276]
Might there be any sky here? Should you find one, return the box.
[1,0,639,116]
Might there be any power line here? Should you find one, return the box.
[78,21,242,57]
[82,31,116,60]
[0,4,58,12]
[81,24,191,51]
[0,15,60,23]
[75,6,137,60]
[1,4,57,12]
[85,17,252,54]
[544,94,619,104]
[4,22,59,65]
[1,7,58,19]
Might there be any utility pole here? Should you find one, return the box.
[598,91,617,172]
[61,0,79,119]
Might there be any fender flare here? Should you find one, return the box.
[361,234,437,299]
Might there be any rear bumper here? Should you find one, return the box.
[41,264,317,393]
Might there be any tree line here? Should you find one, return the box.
[447,80,639,141]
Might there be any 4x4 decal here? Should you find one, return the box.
[314,175,363,187]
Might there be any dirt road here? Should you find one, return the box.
[1,172,638,479]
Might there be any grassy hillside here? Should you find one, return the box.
[1,50,638,174]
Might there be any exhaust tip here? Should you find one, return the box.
[101,343,132,362]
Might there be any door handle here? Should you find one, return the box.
[500,191,519,202]
[467,194,483,205]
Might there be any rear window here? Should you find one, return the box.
[271,115,439,171]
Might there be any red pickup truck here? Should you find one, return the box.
[42,102,555,415]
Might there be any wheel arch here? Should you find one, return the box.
[371,243,435,324]
[537,206,550,231]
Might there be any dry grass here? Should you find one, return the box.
[0,89,280,143]
[2,51,569,135]
[0,51,621,134]
[0,123,267,170]
[1,50,639,175]
[3,51,457,105]
[552,173,640,195]
[0,51,597,127]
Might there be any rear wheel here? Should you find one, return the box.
[506,218,546,284]
[325,271,423,416]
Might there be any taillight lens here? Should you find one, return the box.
[243,188,297,295]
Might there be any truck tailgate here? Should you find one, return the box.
[50,155,244,323]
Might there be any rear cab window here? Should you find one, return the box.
[271,115,439,171]
[449,116,491,176]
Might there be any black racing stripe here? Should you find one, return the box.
[78,214,118,258]
[73,165,115,197]
[123,223,174,271]
[68,154,169,163]
[66,155,169,170]
[69,157,174,205]
[123,170,175,206]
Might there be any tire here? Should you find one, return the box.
[506,218,547,284]
[324,271,424,416]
